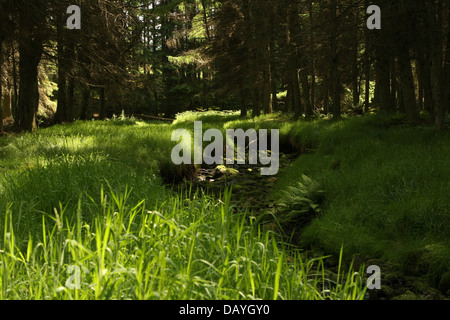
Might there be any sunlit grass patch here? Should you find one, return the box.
[0,187,366,300]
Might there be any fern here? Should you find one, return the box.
[277,175,325,225]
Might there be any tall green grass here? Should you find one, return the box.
[0,115,366,300]
[0,187,366,300]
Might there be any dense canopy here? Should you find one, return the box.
[1,0,449,132]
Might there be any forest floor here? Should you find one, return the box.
[170,112,450,300]
[0,114,368,300]
[1,111,450,300]
[175,145,450,300]
[185,158,450,300]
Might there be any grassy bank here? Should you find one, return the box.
[176,111,450,293]
[269,115,450,288]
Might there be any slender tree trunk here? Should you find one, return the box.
[363,0,370,111]
[301,68,313,117]
[373,1,394,114]
[99,87,106,119]
[11,45,18,122]
[286,78,292,112]
[253,0,271,115]
[252,83,262,117]
[269,1,277,113]
[351,10,360,107]
[286,0,303,118]
[263,68,272,115]
[55,14,67,123]
[292,69,302,119]
[427,0,445,130]
[374,38,392,113]
[417,48,434,115]
[443,5,450,114]
[390,57,397,111]
[200,0,211,40]
[397,45,418,122]
[415,59,424,112]
[330,0,341,119]
[270,59,278,112]
[241,0,252,116]
[365,64,371,113]
[323,73,329,114]
[309,1,316,112]
[239,81,247,117]
[66,76,75,121]
[392,0,418,121]
[80,84,91,120]
[352,61,360,107]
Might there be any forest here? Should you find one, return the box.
[1,0,450,302]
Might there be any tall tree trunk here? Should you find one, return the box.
[351,9,360,107]
[364,0,371,113]
[301,68,313,117]
[270,58,278,112]
[309,1,316,113]
[17,3,44,132]
[252,82,262,117]
[373,1,394,114]
[200,0,211,41]
[286,0,303,118]
[263,68,272,115]
[374,38,392,113]
[18,44,41,131]
[239,81,247,117]
[66,76,75,121]
[417,48,434,115]
[17,51,40,132]
[292,69,302,119]
[55,13,67,124]
[269,1,277,113]
[427,0,445,130]
[241,0,252,116]
[390,57,397,111]
[323,73,329,114]
[397,45,418,122]
[11,45,18,122]
[252,0,271,115]
[415,59,424,112]
[330,0,341,119]
[80,85,91,120]
[393,0,418,121]
[99,87,106,119]
[443,4,450,114]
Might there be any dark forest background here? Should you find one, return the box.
[1,0,450,132]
